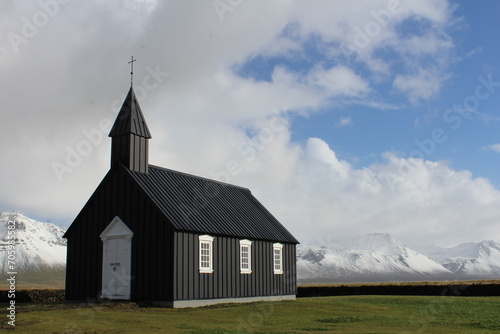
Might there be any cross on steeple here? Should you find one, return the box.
[128,56,137,86]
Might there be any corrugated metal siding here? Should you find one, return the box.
[129,165,299,244]
[65,167,174,301]
[173,232,296,300]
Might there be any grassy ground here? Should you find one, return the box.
[2,295,499,333]
[0,269,65,290]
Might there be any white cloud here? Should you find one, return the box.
[401,0,454,24]
[246,139,500,247]
[307,65,370,97]
[486,144,500,153]
[397,34,454,57]
[336,116,354,127]
[393,69,450,103]
[1,0,496,248]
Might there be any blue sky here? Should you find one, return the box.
[1,0,500,247]
[237,0,500,186]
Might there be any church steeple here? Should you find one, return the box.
[109,86,152,173]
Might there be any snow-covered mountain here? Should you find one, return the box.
[0,212,67,273]
[298,233,453,282]
[1,211,499,283]
[298,233,500,282]
[417,241,500,277]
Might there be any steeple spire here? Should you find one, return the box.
[109,87,152,138]
[109,86,152,173]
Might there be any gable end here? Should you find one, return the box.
[100,216,134,240]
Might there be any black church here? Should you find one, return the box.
[63,83,299,307]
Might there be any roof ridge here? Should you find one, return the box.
[146,164,251,192]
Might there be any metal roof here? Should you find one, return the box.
[127,164,299,244]
[109,86,152,138]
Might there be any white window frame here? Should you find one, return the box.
[273,243,284,275]
[199,235,214,274]
[239,239,252,274]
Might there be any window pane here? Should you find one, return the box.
[240,242,251,273]
[200,241,212,270]
[274,248,281,271]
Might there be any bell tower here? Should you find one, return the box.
[108,86,152,173]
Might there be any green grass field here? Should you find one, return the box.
[3,295,500,333]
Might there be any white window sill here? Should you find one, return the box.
[199,269,213,274]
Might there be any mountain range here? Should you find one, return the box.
[297,233,500,283]
[0,212,499,284]
[415,241,500,277]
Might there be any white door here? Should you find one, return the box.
[102,237,132,299]
[100,216,134,300]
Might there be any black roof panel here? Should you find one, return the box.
[127,165,299,243]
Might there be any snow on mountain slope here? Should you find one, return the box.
[0,212,67,272]
[418,241,500,276]
[2,210,498,282]
[298,233,451,281]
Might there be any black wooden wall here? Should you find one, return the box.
[173,232,296,300]
[65,165,174,301]
[111,135,149,173]
[66,164,297,303]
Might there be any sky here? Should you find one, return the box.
[1,0,500,248]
